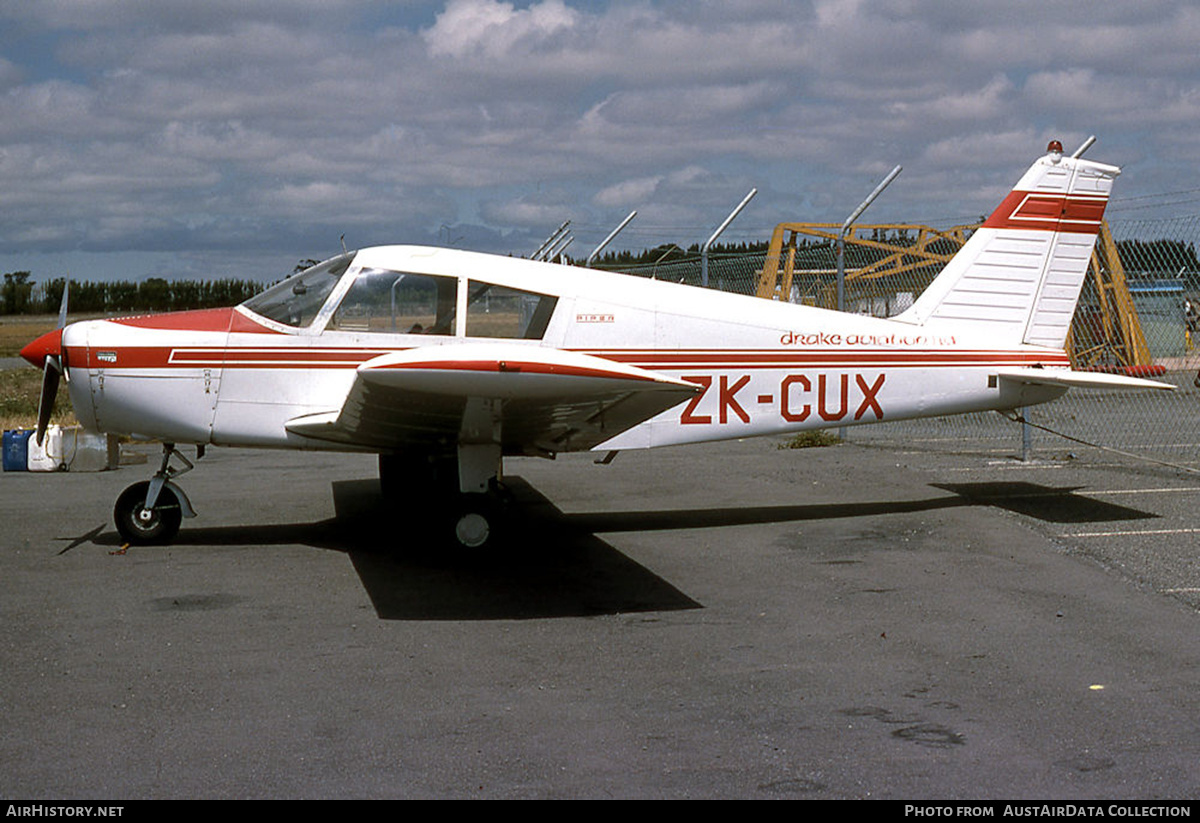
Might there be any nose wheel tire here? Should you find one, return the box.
[114,481,183,546]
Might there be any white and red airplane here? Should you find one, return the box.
[21,141,1170,548]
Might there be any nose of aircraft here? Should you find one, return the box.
[20,328,64,369]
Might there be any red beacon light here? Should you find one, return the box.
[1047,140,1064,154]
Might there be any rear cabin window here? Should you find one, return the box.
[465,281,557,339]
[329,269,457,335]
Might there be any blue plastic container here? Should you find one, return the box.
[3,430,33,472]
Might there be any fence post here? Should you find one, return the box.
[836,165,902,439]
[702,189,757,288]
[1021,409,1032,461]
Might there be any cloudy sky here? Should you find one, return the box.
[1,0,1198,284]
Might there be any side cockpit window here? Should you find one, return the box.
[466,281,557,339]
[242,254,352,328]
[324,269,558,339]
[329,269,457,335]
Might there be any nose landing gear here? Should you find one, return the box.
[113,443,199,546]
[114,480,183,545]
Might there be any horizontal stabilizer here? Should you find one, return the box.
[997,368,1173,391]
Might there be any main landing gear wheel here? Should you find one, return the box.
[453,509,491,549]
[114,480,183,546]
[451,497,505,550]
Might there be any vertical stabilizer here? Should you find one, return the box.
[897,143,1120,349]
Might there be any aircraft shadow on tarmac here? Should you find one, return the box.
[561,481,1158,532]
[84,477,703,621]
[928,482,1158,524]
[79,478,1156,621]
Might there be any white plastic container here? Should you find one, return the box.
[25,427,64,471]
[25,426,118,472]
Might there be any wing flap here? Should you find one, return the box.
[286,344,699,453]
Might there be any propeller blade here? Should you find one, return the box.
[56,280,71,383]
[29,281,72,444]
[35,355,62,447]
[57,280,70,329]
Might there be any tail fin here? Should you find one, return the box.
[897,142,1120,349]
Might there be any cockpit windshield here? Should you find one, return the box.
[241,253,354,328]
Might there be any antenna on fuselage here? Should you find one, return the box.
[340,234,348,255]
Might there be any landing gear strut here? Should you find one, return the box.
[113,443,199,546]
[379,448,507,550]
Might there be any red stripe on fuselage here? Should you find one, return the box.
[584,349,1072,369]
[66,346,400,369]
[64,344,1072,371]
[108,307,283,335]
[110,308,235,332]
[180,348,393,366]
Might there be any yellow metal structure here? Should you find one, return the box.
[755,220,1151,369]
[755,222,974,303]
[1068,221,1153,369]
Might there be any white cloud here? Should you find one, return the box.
[423,0,580,59]
[480,195,578,229]
[594,175,664,208]
[887,75,1015,123]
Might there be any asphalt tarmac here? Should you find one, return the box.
[2,436,1199,799]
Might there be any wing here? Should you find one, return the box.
[284,343,699,454]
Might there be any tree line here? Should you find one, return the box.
[1,272,263,316]
[588,241,772,268]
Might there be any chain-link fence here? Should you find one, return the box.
[597,216,1200,464]
[607,253,766,295]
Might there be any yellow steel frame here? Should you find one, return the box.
[1069,221,1152,368]
[754,220,1150,368]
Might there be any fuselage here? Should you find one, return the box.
[40,245,1069,452]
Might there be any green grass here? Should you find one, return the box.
[778,429,842,449]
[1,316,81,430]
[0,367,75,431]
[0,315,59,358]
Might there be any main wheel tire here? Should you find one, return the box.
[453,510,491,548]
[451,497,504,549]
[114,481,183,546]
